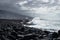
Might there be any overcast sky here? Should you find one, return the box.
[0,0,60,20]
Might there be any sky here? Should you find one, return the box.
[0,0,60,21]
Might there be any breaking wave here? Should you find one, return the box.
[27,17,60,32]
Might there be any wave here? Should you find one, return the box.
[26,17,60,32]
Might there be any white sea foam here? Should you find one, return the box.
[26,17,60,32]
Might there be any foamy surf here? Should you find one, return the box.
[25,17,60,32]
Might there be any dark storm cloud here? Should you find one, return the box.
[0,0,22,13]
[0,0,33,19]
[0,0,34,18]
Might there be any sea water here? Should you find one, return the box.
[26,17,60,32]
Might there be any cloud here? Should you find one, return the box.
[18,1,28,6]
[0,0,60,20]
[16,0,60,20]
[17,0,60,14]
[42,0,49,3]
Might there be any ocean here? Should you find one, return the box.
[26,17,60,32]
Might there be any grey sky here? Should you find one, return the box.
[0,0,60,21]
